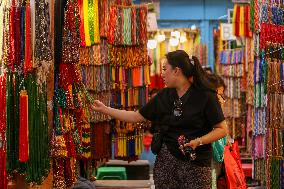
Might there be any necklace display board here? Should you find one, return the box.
[52,0,150,187]
[249,0,284,187]
[0,0,53,187]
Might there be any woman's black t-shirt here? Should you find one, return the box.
[139,86,225,167]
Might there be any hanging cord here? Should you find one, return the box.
[139,6,147,45]
[135,7,140,45]
[98,0,108,37]
[82,0,91,46]
[34,0,52,69]
[13,3,21,67]
[131,7,136,45]
[25,74,50,184]
[87,0,94,45]
[114,6,122,45]
[24,1,32,74]
[123,8,131,45]
[6,70,17,174]
[254,0,260,32]
[0,2,5,63]
[78,0,86,47]
[3,4,11,68]
[0,73,7,189]
[93,0,100,43]
[9,0,16,69]
[107,5,117,45]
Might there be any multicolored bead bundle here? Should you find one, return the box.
[107,4,147,46]
[91,121,112,159]
[77,0,100,46]
[220,49,244,65]
[109,45,149,67]
[218,64,244,77]
[112,125,144,159]
[81,64,111,91]
[232,4,252,37]
[79,39,111,125]
[193,43,208,66]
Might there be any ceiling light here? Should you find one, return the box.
[171,31,180,39]
[191,24,197,30]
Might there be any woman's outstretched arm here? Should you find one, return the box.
[91,100,145,123]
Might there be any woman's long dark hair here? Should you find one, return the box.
[166,50,214,91]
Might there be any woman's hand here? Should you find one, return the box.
[184,139,200,150]
[91,100,107,113]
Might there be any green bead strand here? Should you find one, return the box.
[250,0,255,32]
[6,71,17,174]
[25,74,50,184]
[270,159,280,189]
[88,0,95,45]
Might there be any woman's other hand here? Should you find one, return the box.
[184,139,199,150]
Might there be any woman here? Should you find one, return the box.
[91,50,228,189]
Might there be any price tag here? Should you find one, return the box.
[221,23,236,41]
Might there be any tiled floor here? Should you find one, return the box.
[149,174,264,189]
[94,174,263,189]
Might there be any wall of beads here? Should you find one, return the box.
[215,2,254,153]
[52,0,150,187]
[78,0,113,164]
[1,0,54,188]
[249,0,284,188]
[79,40,112,161]
[107,3,150,160]
[52,0,100,187]
[218,48,248,144]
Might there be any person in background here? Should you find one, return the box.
[207,74,227,189]
[208,74,226,108]
[208,74,233,141]
[91,50,228,189]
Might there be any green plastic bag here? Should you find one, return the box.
[212,137,227,162]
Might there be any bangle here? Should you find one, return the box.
[196,137,203,146]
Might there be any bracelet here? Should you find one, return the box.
[196,137,203,146]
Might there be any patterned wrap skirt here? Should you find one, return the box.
[154,144,212,189]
